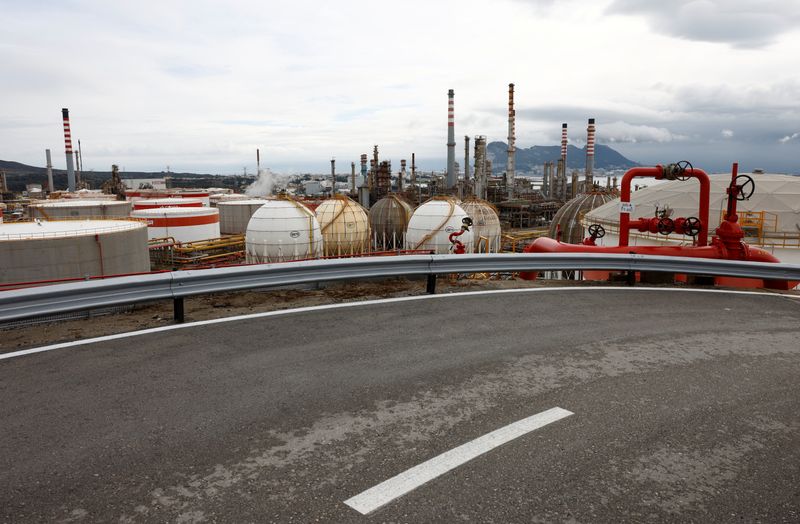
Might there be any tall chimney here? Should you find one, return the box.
[585,118,596,188]
[351,161,356,193]
[507,83,516,199]
[446,89,456,188]
[399,159,406,193]
[330,158,336,195]
[464,135,471,182]
[371,145,379,190]
[560,122,568,171]
[411,153,417,190]
[62,108,75,191]
[360,154,368,187]
[45,149,54,192]
[257,148,261,171]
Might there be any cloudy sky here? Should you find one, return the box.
[2,0,799,174]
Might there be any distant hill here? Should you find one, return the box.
[0,160,254,192]
[486,142,638,173]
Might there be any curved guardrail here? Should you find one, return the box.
[1,253,799,323]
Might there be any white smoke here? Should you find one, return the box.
[245,168,289,196]
[779,132,799,144]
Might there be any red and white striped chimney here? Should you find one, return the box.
[62,108,76,191]
[585,118,596,187]
[446,89,456,188]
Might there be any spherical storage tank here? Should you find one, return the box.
[405,197,473,254]
[130,207,220,243]
[28,200,132,219]
[368,194,413,250]
[245,198,323,263]
[217,199,267,235]
[0,220,149,283]
[461,197,502,253]
[315,195,370,256]
[131,198,203,210]
[548,191,616,244]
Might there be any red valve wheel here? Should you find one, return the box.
[657,217,675,235]
[683,216,702,237]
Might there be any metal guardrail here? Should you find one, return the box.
[1,253,799,323]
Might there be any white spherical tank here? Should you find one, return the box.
[132,198,204,210]
[217,199,267,235]
[0,220,149,283]
[461,198,502,253]
[245,198,323,263]
[28,200,132,219]
[130,207,220,243]
[315,195,370,256]
[405,197,474,254]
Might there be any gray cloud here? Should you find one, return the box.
[607,0,800,48]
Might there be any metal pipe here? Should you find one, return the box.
[330,158,336,195]
[507,83,516,199]
[399,159,406,193]
[446,89,456,188]
[62,108,75,191]
[585,118,595,188]
[351,161,356,194]
[360,154,368,187]
[618,166,710,247]
[45,149,54,193]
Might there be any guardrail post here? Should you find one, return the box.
[426,274,437,294]
[626,270,636,286]
[173,297,185,323]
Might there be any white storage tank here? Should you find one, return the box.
[315,195,370,256]
[406,197,473,254]
[28,200,132,219]
[461,197,502,253]
[245,198,323,263]
[217,199,267,235]
[132,198,204,210]
[0,220,150,283]
[130,207,220,243]
[210,193,252,207]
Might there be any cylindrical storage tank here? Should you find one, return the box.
[210,193,251,207]
[217,199,267,235]
[548,191,616,244]
[315,195,370,256]
[461,198,502,253]
[28,200,132,219]
[405,197,473,254]
[130,207,220,243]
[245,198,323,263]
[0,220,150,283]
[369,194,413,250]
[132,198,204,210]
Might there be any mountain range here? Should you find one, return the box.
[486,142,638,173]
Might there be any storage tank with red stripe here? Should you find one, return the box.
[131,198,204,210]
[130,207,220,242]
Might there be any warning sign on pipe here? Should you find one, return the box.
[619,202,635,214]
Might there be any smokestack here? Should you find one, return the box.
[474,136,488,200]
[464,136,471,182]
[371,145,379,190]
[507,83,516,199]
[446,89,456,188]
[400,159,406,193]
[360,154,368,187]
[45,149,54,193]
[62,108,75,191]
[561,122,568,169]
[411,153,417,191]
[351,161,356,193]
[585,118,595,188]
[330,158,336,195]
[257,148,261,171]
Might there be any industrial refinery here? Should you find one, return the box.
[1,87,800,292]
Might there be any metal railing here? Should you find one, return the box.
[1,253,799,324]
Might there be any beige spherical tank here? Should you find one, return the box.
[28,200,132,219]
[461,198,502,253]
[405,197,473,254]
[548,191,616,244]
[369,194,413,250]
[315,195,370,256]
[245,197,323,263]
[0,220,150,283]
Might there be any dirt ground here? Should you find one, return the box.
[1,276,795,353]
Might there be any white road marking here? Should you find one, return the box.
[1,286,794,362]
[343,407,574,515]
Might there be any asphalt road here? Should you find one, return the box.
[1,288,799,523]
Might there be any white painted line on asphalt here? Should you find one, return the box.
[1,286,793,362]
[343,407,574,515]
